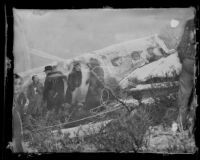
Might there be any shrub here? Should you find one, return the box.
[85,105,153,152]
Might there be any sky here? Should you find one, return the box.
[13,8,194,72]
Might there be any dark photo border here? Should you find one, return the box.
[2,0,199,159]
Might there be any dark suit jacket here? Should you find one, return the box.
[43,71,67,104]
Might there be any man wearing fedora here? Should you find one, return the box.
[43,65,67,114]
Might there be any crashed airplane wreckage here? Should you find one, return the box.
[18,34,182,138]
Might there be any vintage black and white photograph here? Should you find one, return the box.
[9,8,197,153]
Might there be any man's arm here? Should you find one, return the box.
[43,79,48,101]
[43,78,51,101]
[12,107,24,152]
[26,84,33,100]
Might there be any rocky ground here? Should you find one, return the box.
[21,124,196,153]
[142,125,196,153]
[20,88,197,153]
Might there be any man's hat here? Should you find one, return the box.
[44,65,53,72]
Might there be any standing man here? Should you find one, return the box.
[65,61,82,105]
[85,58,105,110]
[27,75,43,118]
[43,66,53,112]
[12,74,28,152]
[43,65,67,114]
[176,18,196,132]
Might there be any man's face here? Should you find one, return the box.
[74,65,81,71]
[33,76,39,83]
[14,78,22,94]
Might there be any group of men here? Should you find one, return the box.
[12,63,82,152]
[16,63,81,119]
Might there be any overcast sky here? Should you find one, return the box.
[13,8,194,72]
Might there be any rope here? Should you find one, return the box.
[31,103,122,133]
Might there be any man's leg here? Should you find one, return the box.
[13,110,24,152]
[47,99,54,111]
[55,102,61,114]
[65,88,73,104]
[45,100,53,119]
[35,95,42,117]
[41,99,47,116]
[188,88,197,137]
[55,94,66,122]
[177,67,193,131]
[14,136,23,152]
[31,99,37,119]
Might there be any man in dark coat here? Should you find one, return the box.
[176,19,196,132]
[65,61,82,104]
[27,75,43,117]
[43,66,67,113]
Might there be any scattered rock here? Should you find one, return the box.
[82,144,97,152]
[22,142,38,153]
[143,125,196,153]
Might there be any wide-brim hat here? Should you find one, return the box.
[44,65,53,72]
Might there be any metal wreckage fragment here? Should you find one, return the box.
[15,34,181,139]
